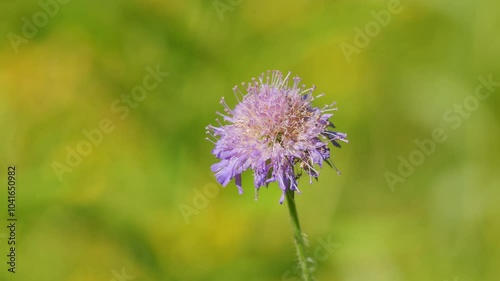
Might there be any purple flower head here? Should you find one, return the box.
[206,70,348,203]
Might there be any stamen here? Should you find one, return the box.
[279,71,291,88]
[215,118,223,127]
[216,111,233,122]
[322,108,338,112]
[205,137,216,144]
[220,97,234,114]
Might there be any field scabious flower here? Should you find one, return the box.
[207,70,348,203]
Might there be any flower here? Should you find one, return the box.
[206,70,348,203]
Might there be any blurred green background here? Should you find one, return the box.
[1,0,499,280]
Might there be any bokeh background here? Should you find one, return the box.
[1,0,499,280]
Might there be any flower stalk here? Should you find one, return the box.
[285,190,313,281]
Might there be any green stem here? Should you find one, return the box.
[285,190,313,281]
